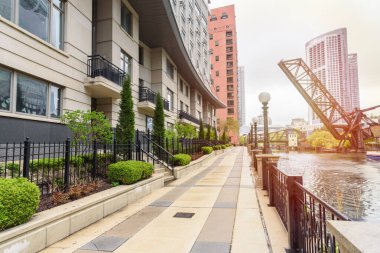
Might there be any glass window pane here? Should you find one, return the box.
[120,51,131,77]
[0,0,13,21]
[52,0,62,9]
[50,85,61,118]
[17,75,47,116]
[121,3,132,35]
[0,69,11,111]
[19,0,50,42]
[51,7,63,49]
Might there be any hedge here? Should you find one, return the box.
[0,178,40,231]
[108,161,153,185]
[173,154,191,166]
[201,146,213,154]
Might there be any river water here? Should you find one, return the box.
[277,152,380,221]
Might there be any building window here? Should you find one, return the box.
[215,40,219,46]
[227,62,233,68]
[227,108,234,114]
[227,69,233,76]
[209,34,213,40]
[50,85,61,118]
[121,3,132,36]
[226,54,233,60]
[0,68,11,111]
[17,75,47,116]
[226,31,232,37]
[226,39,233,45]
[166,59,174,79]
[180,100,183,111]
[13,0,64,49]
[227,77,233,83]
[227,100,234,106]
[226,46,233,53]
[167,88,174,110]
[185,85,189,97]
[227,85,234,91]
[197,94,201,105]
[146,116,153,131]
[180,79,184,93]
[216,86,220,92]
[197,111,201,120]
[221,12,228,19]
[211,64,213,70]
[216,70,219,76]
[227,92,233,98]
[139,46,144,65]
[139,79,144,86]
[120,51,132,77]
[210,15,217,21]
[215,56,219,61]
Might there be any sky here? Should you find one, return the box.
[210,0,380,126]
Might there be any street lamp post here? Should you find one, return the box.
[252,117,258,149]
[259,92,271,154]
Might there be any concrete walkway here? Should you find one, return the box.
[41,147,276,253]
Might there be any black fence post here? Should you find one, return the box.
[64,138,71,192]
[137,139,141,161]
[113,135,117,163]
[158,136,161,160]
[23,137,31,179]
[287,175,303,251]
[92,139,97,179]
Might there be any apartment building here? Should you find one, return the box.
[0,0,224,142]
[237,65,245,126]
[208,5,239,143]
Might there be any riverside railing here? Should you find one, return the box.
[261,158,351,253]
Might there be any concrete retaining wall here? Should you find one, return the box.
[0,174,164,253]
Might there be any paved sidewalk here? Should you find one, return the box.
[41,147,271,253]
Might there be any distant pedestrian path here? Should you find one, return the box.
[42,147,271,253]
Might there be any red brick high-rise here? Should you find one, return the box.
[209,5,239,143]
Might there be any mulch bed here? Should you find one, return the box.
[190,153,204,161]
[38,180,112,212]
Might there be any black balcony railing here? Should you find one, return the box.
[178,110,200,125]
[87,55,125,86]
[138,86,170,111]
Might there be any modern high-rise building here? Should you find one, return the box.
[348,53,360,110]
[305,28,359,123]
[208,5,239,143]
[0,0,224,142]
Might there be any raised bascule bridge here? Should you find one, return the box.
[278,58,380,152]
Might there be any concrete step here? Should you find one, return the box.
[154,167,166,174]
[164,175,175,184]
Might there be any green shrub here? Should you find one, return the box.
[29,158,63,172]
[108,161,153,185]
[201,146,213,154]
[82,153,113,165]
[213,145,220,150]
[173,154,191,166]
[6,163,19,172]
[0,178,40,231]
[221,145,226,149]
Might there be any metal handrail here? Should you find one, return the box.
[87,55,126,86]
[178,110,200,125]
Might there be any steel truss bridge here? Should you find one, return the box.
[256,127,305,144]
[278,58,380,152]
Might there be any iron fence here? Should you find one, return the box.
[260,158,351,253]
[87,55,125,86]
[138,86,170,111]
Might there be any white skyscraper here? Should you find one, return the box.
[348,53,360,110]
[237,66,246,126]
[305,28,358,123]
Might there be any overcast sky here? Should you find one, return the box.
[210,0,380,125]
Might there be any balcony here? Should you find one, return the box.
[84,55,125,98]
[138,86,170,115]
[178,110,200,126]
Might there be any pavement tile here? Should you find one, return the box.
[80,236,128,252]
[190,241,231,253]
[149,200,174,207]
[213,201,236,208]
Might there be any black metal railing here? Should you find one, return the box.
[138,86,170,111]
[178,110,200,125]
[87,55,125,86]
[260,158,351,252]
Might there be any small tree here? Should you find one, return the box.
[221,129,226,143]
[175,122,197,138]
[116,76,135,143]
[213,127,218,141]
[206,124,211,140]
[153,92,165,145]
[199,120,205,140]
[61,110,113,144]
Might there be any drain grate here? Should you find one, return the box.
[173,212,195,218]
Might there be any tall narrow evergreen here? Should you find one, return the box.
[116,76,135,143]
[199,120,205,140]
[214,127,218,141]
[153,92,165,145]
[206,124,211,140]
